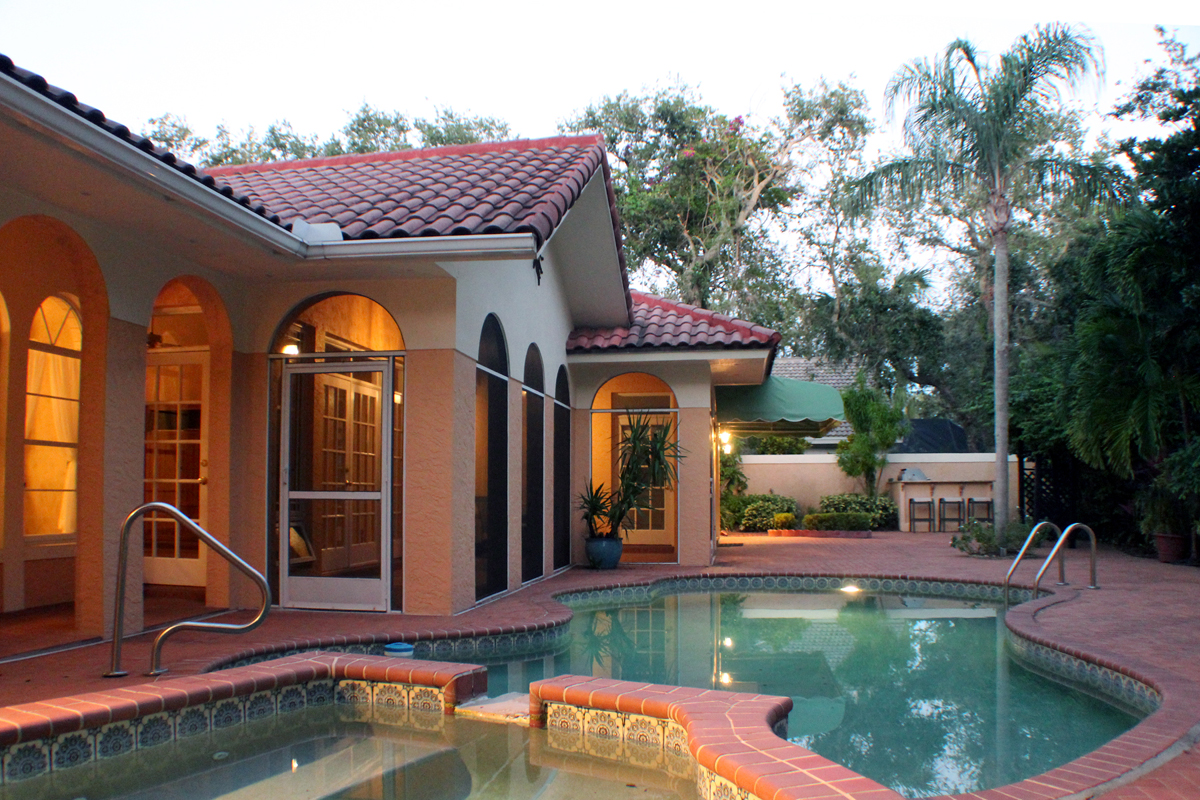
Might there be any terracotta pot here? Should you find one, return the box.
[1154,532,1188,563]
[585,536,623,569]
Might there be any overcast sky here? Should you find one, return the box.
[3,0,1199,153]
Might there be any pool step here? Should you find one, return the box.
[455,691,531,726]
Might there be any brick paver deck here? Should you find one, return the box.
[1,532,1196,798]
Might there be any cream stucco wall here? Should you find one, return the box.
[740,453,1021,529]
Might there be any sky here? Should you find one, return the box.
[3,0,1199,154]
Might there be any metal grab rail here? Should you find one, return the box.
[105,502,270,677]
[1034,522,1099,600]
[1004,521,1060,606]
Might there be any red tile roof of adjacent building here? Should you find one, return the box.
[207,136,613,247]
[567,291,781,353]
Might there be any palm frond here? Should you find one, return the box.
[845,157,971,216]
[1021,155,1132,210]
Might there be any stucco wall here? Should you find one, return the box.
[740,453,1021,529]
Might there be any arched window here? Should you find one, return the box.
[25,296,82,538]
[475,314,508,600]
[521,345,544,582]
[552,366,571,570]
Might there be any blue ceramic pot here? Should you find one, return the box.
[585,536,623,569]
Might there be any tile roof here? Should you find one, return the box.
[207,137,612,248]
[0,53,285,227]
[0,55,630,306]
[567,291,781,353]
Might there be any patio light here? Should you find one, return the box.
[720,672,731,684]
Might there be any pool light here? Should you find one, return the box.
[722,637,733,648]
[840,584,861,594]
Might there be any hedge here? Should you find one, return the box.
[818,494,899,531]
[801,512,873,531]
[740,496,798,531]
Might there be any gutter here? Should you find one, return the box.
[1,74,539,264]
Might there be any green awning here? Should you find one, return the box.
[715,376,845,437]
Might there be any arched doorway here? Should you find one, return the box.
[552,366,571,570]
[591,373,679,563]
[143,282,211,587]
[271,294,404,612]
[521,345,544,583]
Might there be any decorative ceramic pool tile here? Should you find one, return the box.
[175,705,210,738]
[3,740,49,782]
[409,686,442,714]
[277,684,307,714]
[135,712,174,749]
[50,731,92,771]
[95,721,136,760]
[1008,633,1160,714]
[306,679,335,707]
[245,690,277,722]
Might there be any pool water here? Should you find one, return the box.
[0,706,691,800]
[473,590,1141,798]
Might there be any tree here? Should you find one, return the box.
[848,24,1128,535]
[836,376,908,498]
[564,82,871,308]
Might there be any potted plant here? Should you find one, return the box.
[1141,485,1188,563]
[578,414,682,569]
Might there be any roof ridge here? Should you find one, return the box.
[630,290,774,334]
[207,135,605,176]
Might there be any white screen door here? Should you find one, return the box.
[280,360,393,611]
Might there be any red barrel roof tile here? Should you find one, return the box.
[568,291,781,352]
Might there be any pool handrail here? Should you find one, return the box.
[1003,521,1060,607]
[1034,522,1099,600]
[104,502,270,678]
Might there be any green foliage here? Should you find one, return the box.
[773,512,797,530]
[801,512,873,531]
[578,415,682,539]
[740,496,798,532]
[949,519,1039,556]
[143,105,512,167]
[835,376,907,498]
[719,447,748,495]
[741,435,811,455]
[818,494,899,530]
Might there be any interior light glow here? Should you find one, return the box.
[719,672,731,685]
[394,392,403,405]
[281,344,300,355]
[840,584,861,594]
[722,637,733,648]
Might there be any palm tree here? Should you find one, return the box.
[850,25,1128,535]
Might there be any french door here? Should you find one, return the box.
[143,350,209,586]
[280,360,394,611]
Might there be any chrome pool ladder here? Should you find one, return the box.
[104,502,270,678]
[1003,522,1099,607]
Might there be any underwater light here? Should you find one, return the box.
[840,584,861,594]
[722,637,733,648]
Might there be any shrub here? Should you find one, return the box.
[741,496,798,531]
[801,512,873,531]
[723,493,795,530]
[818,494,899,530]
[950,519,1041,556]
[772,512,797,530]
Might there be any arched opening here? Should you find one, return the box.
[269,294,404,612]
[552,366,571,570]
[521,345,544,583]
[475,314,508,600]
[24,296,82,542]
[591,373,679,563]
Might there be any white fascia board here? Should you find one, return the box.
[568,349,769,365]
[2,75,540,265]
[0,74,308,257]
[309,233,537,261]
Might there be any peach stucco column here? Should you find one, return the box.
[226,351,269,610]
[89,318,146,638]
[403,349,477,615]
[676,406,715,566]
[507,377,523,591]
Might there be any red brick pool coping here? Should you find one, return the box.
[1,534,1198,798]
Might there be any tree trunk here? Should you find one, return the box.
[993,227,1010,538]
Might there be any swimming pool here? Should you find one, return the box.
[0,702,691,800]
[463,587,1141,798]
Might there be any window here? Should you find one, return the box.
[24,296,82,537]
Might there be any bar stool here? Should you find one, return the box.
[938,498,966,532]
[908,499,934,532]
[967,498,993,524]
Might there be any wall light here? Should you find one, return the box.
[722,443,732,454]
[719,672,731,685]
[718,430,731,444]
